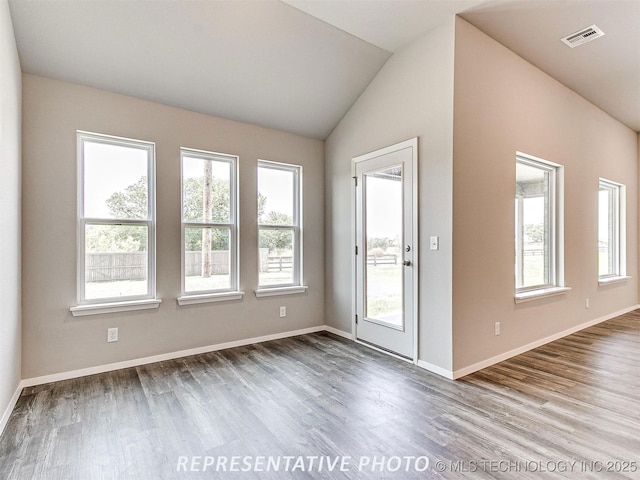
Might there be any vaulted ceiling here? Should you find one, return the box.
[461,0,640,135]
[8,0,640,139]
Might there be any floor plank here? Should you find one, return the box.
[1,310,639,479]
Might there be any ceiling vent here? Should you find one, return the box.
[561,25,605,48]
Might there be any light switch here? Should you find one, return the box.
[430,236,439,251]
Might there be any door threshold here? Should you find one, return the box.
[355,339,414,363]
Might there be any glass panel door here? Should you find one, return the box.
[354,139,417,360]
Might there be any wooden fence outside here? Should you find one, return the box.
[86,251,231,282]
[185,251,230,276]
[367,254,398,266]
[259,248,292,272]
[87,250,295,282]
[85,252,147,282]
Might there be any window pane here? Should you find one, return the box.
[516,162,550,289]
[182,156,231,223]
[598,188,612,276]
[598,183,620,278]
[84,141,149,219]
[184,226,231,292]
[259,228,294,286]
[365,167,403,327]
[258,167,294,225]
[84,224,148,299]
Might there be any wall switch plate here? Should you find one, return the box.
[495,322,501,336]
[430,236,439,251]
[107,327,118,343]
[585,298,590,309]
[279,306,286,318]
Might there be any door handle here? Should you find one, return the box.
[403,260,411,266]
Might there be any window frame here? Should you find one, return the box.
[179,148,240,301]
[75,131,157,308]
[598,178,627,283]
[256,160,303,291]
[515,152,566,301]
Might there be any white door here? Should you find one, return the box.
[354,138,417,359]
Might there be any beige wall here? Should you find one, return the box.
[452,17,638,372]
[0,0,22,428]
[325,15,638,377]
[10,12,640,387]
[21,74,324,379]
[326,19,456,371]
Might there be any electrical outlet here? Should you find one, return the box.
[107,327,118,343]
[585,298,590,309]
[279,306,286,318]
[495,322,501,336]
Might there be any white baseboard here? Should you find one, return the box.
[14,304,640,397]
[324,325,352,339]
[452,304,640,379]
[0,384,22,437]
[416,360,454,379]
[21,325,326,388]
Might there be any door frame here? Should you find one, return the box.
[351,137,419,363]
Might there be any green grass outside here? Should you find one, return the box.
[365,264,402,319]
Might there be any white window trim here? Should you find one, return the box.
[515,286,571,304]
[254,286,308,298]
[515,152,567,299]
[255,160,307,295]
[598,275,631,286]
[73,131,158,314]
[179,148,240,300]
[71,299,162,317]
[598,178,628,284]
[177,291,245,305]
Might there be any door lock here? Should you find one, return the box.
[403,260,411,266]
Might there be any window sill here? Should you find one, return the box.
[598,275,631,286]
[514,287,571,304]
[177,291,245,305]
[70,299,162,317]
[254,286,308,298]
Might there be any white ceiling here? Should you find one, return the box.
[8,0,391,139]
[461,0,640,133]
[8,0,640,138]
[282,0,488,52]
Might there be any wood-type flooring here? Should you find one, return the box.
[1,311,638,479]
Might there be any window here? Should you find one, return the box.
[73,131,158,314]
[257,161,304,292]
[515,153,566,300]
[598,178,626,281]
[179,148,241,303]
